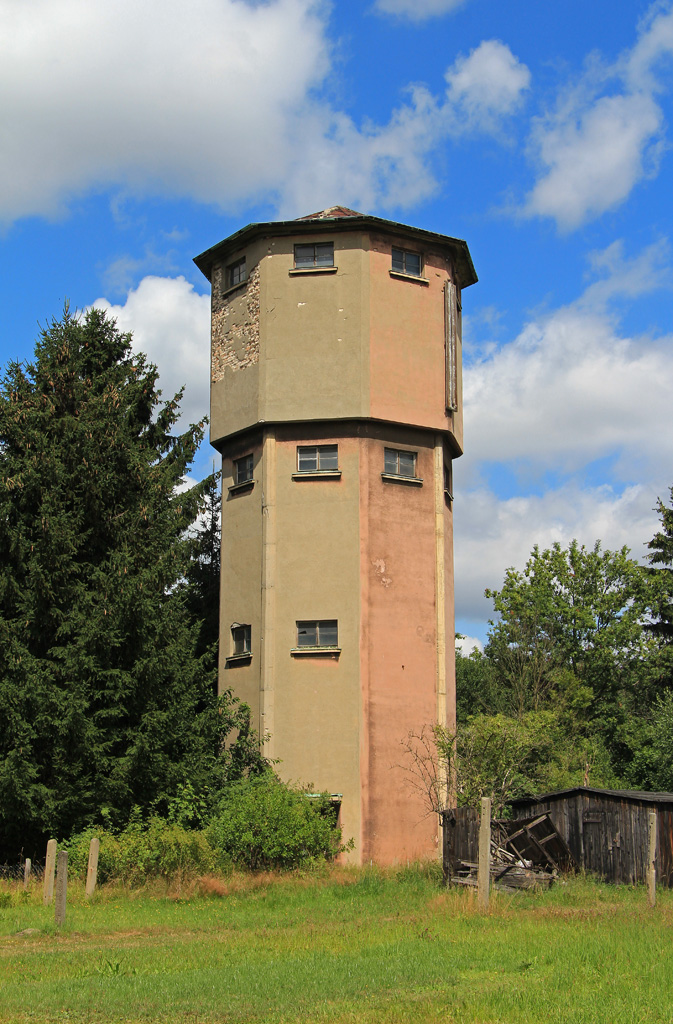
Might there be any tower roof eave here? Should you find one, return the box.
[193,210,478,289]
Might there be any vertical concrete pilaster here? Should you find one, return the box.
[434,438,447,724]
[260,427,277,761]
[434,435,449,823]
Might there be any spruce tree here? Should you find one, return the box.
[0,308,234,859]
[645,487,673,691]
[647,487,673,641]
[184,469,221,670]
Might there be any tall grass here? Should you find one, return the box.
[1,868,672,1023]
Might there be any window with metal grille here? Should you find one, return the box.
[391,247,422,277]
[384,448,417,477]
[227,257,246,288]
[296,620,338,648]
[297,445,339,473]
[294,242,334,269]
[235,453,253,484]
[231,624,251,656]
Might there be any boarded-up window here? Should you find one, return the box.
[445,281,458,412]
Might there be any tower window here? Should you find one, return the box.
[294,242,334,269]
[384,448,417,478]
[234,453,254,484]
[391,248,422,277]
[231,624,251,657]
[227,257,246,288]
[297,444,339,473]
[296,620,338,648]
[444,463,453,503]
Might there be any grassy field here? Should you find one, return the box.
[1,865,672,1023]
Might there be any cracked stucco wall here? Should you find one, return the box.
[211,261,261,382]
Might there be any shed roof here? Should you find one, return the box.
[510,786,673,807]
[193,207,478,290]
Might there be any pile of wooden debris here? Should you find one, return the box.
[450,813,576,892]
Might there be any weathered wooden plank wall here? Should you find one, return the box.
[659,807,673,888]
[511,790,673,887]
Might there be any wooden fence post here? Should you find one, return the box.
[23,858,31,889]
[647,809,657,908]
[43,839,57,906]
[85,837,100,898]
[478,796,491,911]
[54,850,67,927]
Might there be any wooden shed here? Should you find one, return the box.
[509,787,673,887]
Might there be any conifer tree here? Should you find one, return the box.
[645,487,673,691]
[184,469,221,670]
[647,487,673,641]
[0,308,238,859]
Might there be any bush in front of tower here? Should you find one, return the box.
[208,773,347,871]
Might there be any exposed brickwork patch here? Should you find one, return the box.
[211,262,260,382]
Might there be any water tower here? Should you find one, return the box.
[194,207,477,863]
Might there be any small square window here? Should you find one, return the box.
[234,453,254,484]
[228,257,246,288]
[444,463,453,501]
[297,445,339,472]
[384,448,417,477]
[294,243,334,269]
[231,624,251,656]
[296,620,338,648]
[391,248,422,277]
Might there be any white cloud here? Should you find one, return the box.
[276,85,444,217]
[374,0,468,21]
[463,241,673,480]
[0,0,330,223]
[455,238,673,627]
[626,3,673,90]
[454,481,661,624]
[522,2,673,230]
[101,247,180,294]
[524,92,663,230]
[445,40,531,131]
[92,276,210,429]
[456,634,483,655]
[1,0,526,225]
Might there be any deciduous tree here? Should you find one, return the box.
[484,540,653,725]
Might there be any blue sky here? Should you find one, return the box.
[2,0,672,650]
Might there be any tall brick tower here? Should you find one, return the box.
[194,208,477,864]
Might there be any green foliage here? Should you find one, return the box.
[645,487,673,687]
[64,817,222,885]
[485,539,651,720]
[626,690,673,792]
[455,645,502,723]
[452,710,617,815]
[208,773,346,871]
[0,307,263,859]
[451,533,673,805]
[183,468,221,670]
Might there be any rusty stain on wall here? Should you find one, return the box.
[211,261,260,382]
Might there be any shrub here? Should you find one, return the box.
[208,773,345,871]
[64,817,222,885]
